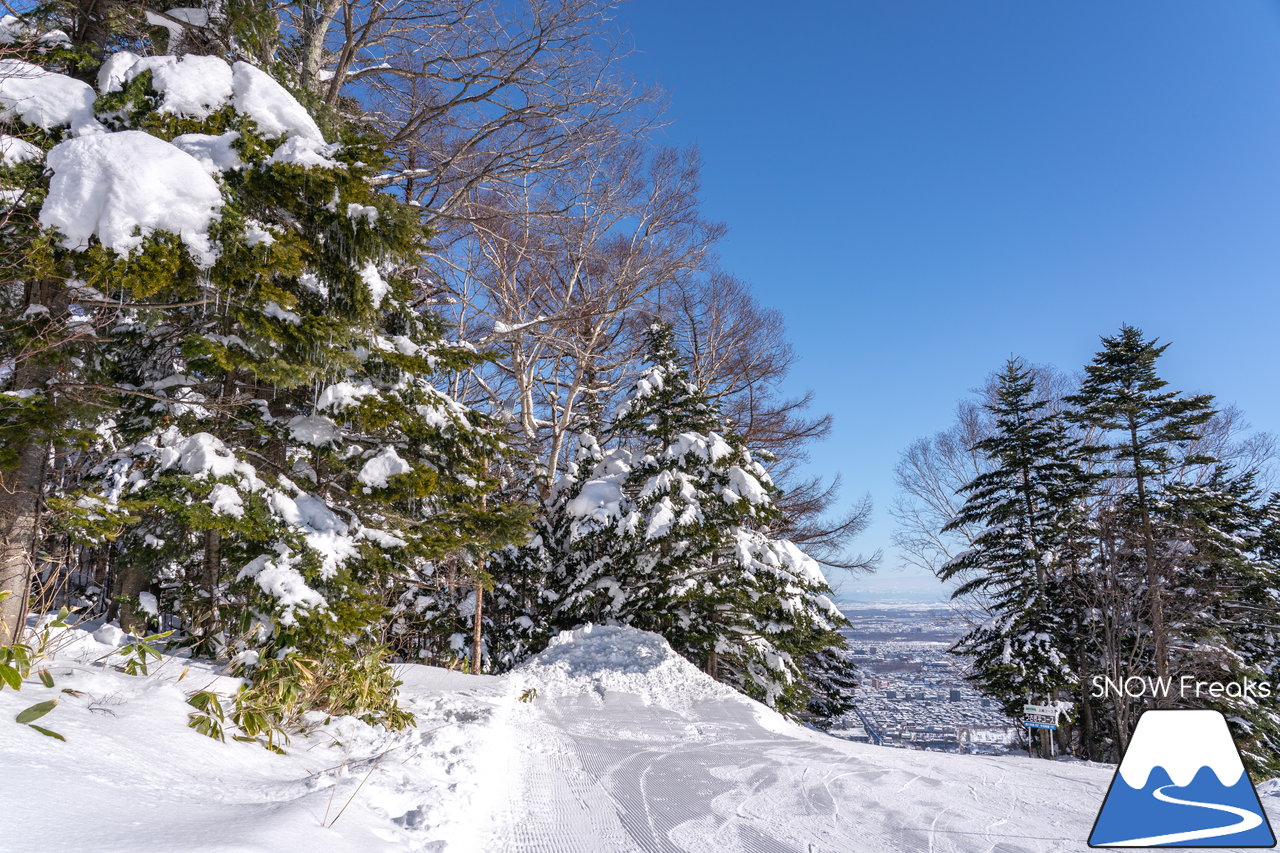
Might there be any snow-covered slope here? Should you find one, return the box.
[0,624,517,853]
[1,623,1275,852]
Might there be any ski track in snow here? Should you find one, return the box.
[481,681,1280,853]
[3,624,1277,853]
[485,685,1268,853]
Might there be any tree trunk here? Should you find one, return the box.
[1114,697,1130,758]
[201,529,222,637]
[73,0,120,56]
[1079,648,1096,761]
[299,0,343,93]
[472,577,484,674]
[1129,420,1170,707]
[1055,718,1070,757]
[0,438,45,644]
[114,563,148,634]
[0,279,60,645]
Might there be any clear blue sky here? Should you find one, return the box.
[616,1,1280,600]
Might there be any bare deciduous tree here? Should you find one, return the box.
[441,143,722,488]
[280,0,654,235]
[671,272,874,571]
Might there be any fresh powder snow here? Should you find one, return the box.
[0,58,98,133]
[358,446,413,489]
[231,61,323,141]
[97,52,234,119]
[0,133,40,164]
[6,620,1272,852]
[360,261,391,307]
[170,130,243,173]
[40,130,223,265]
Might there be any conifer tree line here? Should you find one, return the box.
[896,326,1280,776]
[0,1,867,731]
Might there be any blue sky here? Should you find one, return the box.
[615,1,1280,599]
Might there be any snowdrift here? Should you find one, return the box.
[516,625,747,707]
[0,621,514,853]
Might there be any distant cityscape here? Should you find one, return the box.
[829,603,1023,753]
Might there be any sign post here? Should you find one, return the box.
[1023,703,1059,759]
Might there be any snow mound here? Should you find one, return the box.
[287,413,339,447]
[516,625,742,710]
[566,478,624,524]
[231,62,323,141]
[40,130,222,265]
[0,133,40,164]
[98,53,322,145]
[170,130,242,173]
[358,446,412,488]
[97,52,233,119]
[0,58,98,134]
[266,134,338,168]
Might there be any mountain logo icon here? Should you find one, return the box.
[1089,709,1276,847]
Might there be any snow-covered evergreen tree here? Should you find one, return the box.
[0,31,525,723]
[550,324,849,711]
[1156,471,1280,777]
[1065,325,1216,696]
[940,360,1086,741]
[478,437,609,672]
[0,20,107,644]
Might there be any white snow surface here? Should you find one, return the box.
[145,6,212,42]
[514,625,754,713]
[360,261,390,307]
[156,430,261,488]
[231,61,323,141]
[0,622,511,853]
[0,58,98,134]
[170,130,243,173]
[2,622,1275,853]
[566,478,625,525]
[287,413,340,447]
[40,130,222,265]
[237,550,326,623]
[267,135,339,168]
[358,446,412,488]
[317,380,378,411]
[97,52,234,119]
[97,53,323,145]
[0,133,41,163]
[208,482,244,517]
